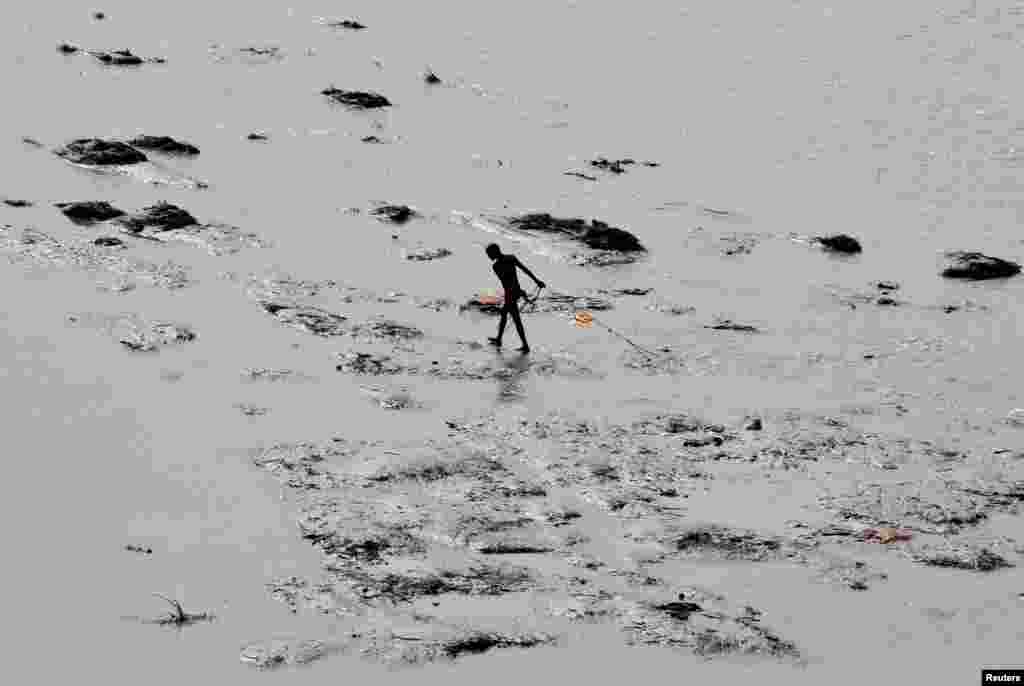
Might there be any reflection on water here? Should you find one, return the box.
[493,351,531,403]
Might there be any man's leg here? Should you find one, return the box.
[509,302,529,352]
[490,307,509,346]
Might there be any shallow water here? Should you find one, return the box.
[1,1,1022,683]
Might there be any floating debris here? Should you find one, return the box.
[118,202,198,233]
[241,639,337,670]
[406,247,452,261]
[56,138,147,165]
[815,234,863,254]
[124,544,153,555]
[509,213,645,253]
[147,594,213,627]
[126,135,199,156]
[941,251,1021,280]
[371,204,418,224]
[89,48,164,65]
[322,88,392,109]
[56,200,126,223]
[705,319,759,333]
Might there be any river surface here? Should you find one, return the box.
[1,1,1022,684]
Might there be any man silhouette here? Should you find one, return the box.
[485,243,544,353]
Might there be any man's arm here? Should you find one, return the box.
[513,257,545,288]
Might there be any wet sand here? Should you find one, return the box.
[1,1,1022,684]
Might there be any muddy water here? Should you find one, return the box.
[1,0,1022,684]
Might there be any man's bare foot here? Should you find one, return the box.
[517,345,530,353]
[488,337,502,347]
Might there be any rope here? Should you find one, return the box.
[536,283,659,358]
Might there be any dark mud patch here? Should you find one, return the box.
[85,203,266,254]
[590,157,635,174]
[664,523,803,562]
[322,88,392,109]
[90,49,165,66]
[126,135,199,156]
[246,132,269,141]
[0,226,190,290]
[601,287,653,297]
[705,319,760,333]
[56,138,147,165]
[355,625,557,666]
[118,202,198,233]
[941,251,1021,280]
[57,43,80,54]
[124,544,153,555]
[318,18,367,30]
[67,313,196,352]
[509,213,645,253]
[371,204,419,224]
[586,157,659,175]
[57,200,126,223]
[815,234,862,254]
[51,139,208,189]
[362,449,508,484]
[3,199,33,208]
[424,69,442,85]
[340,563,536,604]
[564,171,598,181]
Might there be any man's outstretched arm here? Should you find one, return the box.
[513,257,545,288]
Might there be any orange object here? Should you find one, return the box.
[477,290,503,306]
[864,527,913,543]
[575,311,594,328]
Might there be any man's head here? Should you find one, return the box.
[485,243,501,260]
